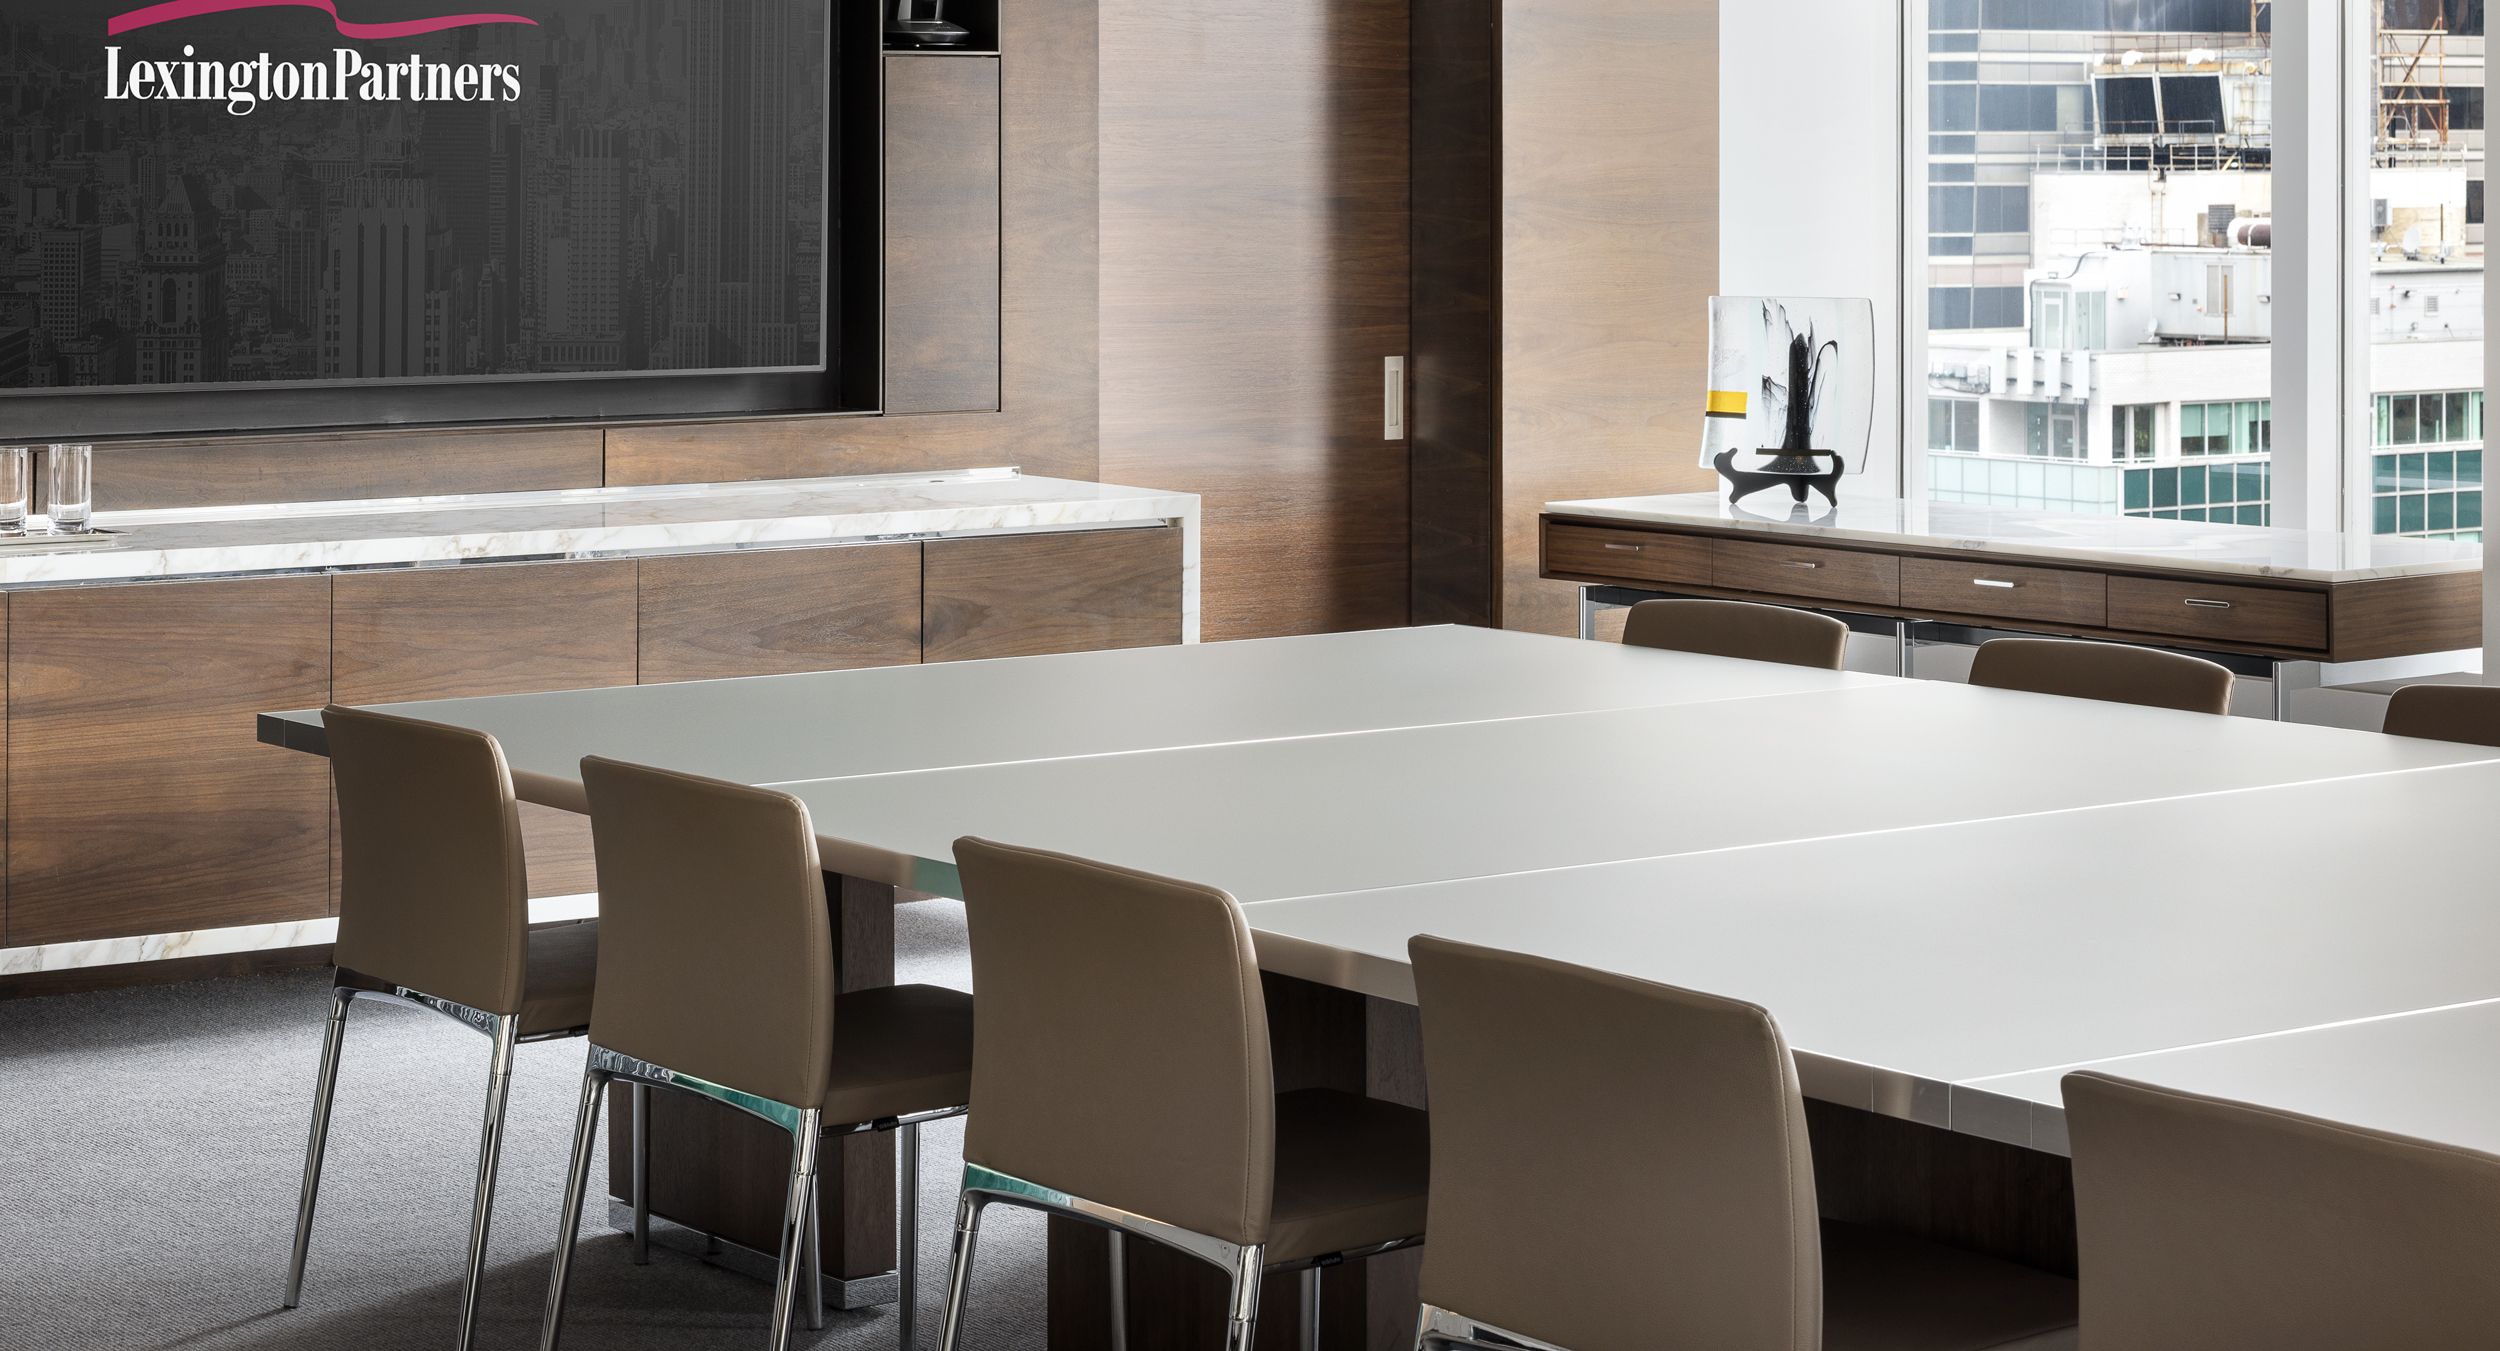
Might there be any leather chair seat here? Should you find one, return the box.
[1821,1220,2080,1351]
[517,922,601,1037]
[1266,1088,1431,1264]
[820,983,976,1126]
[335,920,602,1039]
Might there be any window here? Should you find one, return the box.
[2181,400,2271,457]
[1930,398,1983,454]
[2025,403,2084,459]
[2364,4,2486,542]
[2373,391,2487,541]
[2113,404,2159,460]
[1919,1,2271,506]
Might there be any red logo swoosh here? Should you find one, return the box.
[108,0,537,40]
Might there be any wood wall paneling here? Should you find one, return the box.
[331,562,641,900]
[638,545,923,684]
[923,527,1183,662]
[605,0,1098,486]
[883,57,1006,415]
[1098,0,1412,641]
[1499,0,1718,634]
[86,428,606,512]
[1409,0,1502,627]
[6,578,333,947]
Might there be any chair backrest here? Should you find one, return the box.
[2065,1071,2500,1350]
[1409,935,1820,1351]
[1968,637,2233,715]
[2383,682,2500,748]
[580,757,834,1111]
[1621,598,1850,671]
[326,705,530,1016]
[953,838,1276,1246]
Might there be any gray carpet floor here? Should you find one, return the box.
[0,900,1046,1350]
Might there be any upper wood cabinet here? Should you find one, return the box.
[331,561,640,901]
[639,545,923,684]
[884,56,1004,415]
[924,527,1184,662]
[7,578,333,947]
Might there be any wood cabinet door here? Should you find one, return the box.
[8,577,333,947]
[332,561,639,900]
[885,56,1004,414]
[923,527,1183,662]
[638,545,922,685]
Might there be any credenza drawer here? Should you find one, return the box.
[1901,557,2107,628]
[1545,523,1712,589]
[2107,577,2329,652]
[1713,539,1900,607]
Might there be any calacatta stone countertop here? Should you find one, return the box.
[1548,492,2481,583]
[0,467,1200,591]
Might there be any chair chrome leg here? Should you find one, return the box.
[1300,1266,1322,1351]
[1222,1243,1267,1351]
[767,1112,824,1351]
[935,1187,986,1351]
[281,985,354,1309]
[453,1016,520,1351]
[803,1163,825,1332]
[898,1122,921,1350]
[630,1081,652,1265]
[1107,1231,1129,1351]
[539,1061,610,1351]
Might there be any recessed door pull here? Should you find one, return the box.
[2185,598,2234,609]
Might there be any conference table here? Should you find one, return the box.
[261,624,2500,1350]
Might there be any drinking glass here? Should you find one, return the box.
[0,447,28,537]
[47,443,92,534]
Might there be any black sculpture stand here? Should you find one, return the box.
[1715,449,1845,509]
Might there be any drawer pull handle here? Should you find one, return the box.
[2185,598,2234,610]
[1973,579,2018,590]
[1602,542,1644,553]
[1783,560,1823,570]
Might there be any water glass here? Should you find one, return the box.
[0,447,28,537]
[47,443,93,535]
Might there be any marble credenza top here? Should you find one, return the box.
[0,467,1200,590]
[1548,492,2483,584]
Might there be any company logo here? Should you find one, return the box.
[108,0,537,41]
[101,0,533,116]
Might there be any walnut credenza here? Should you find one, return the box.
[1543,494,2483,719]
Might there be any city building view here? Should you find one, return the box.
[1923,0,2487,542]
[0,0,827,391]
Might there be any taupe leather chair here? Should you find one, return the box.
[1621,598,1850,670]
[1407,936,2078,1351]
[939,839,1429,1351]
[1967,637,2233,715]
[2383,681,2500,747]
[283,706,601,1351]
[2065,1071,2500,1350]
[541,758,973,1351]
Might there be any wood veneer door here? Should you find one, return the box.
[923,527,1183,662]
[1099,0,1411,640]
[331,561,639,900]
[638,544,923,684]
[7,577,332,947]
[885,56,1004,415]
